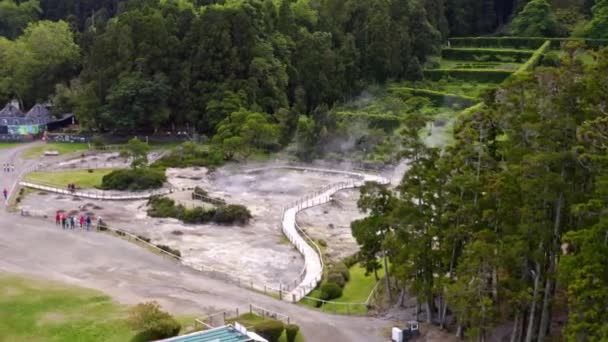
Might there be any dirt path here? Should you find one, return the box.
[0,143,395,342]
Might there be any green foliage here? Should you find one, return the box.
[212,204,252,225]
[128,302,181,342]
[423,69,513,83]
[574,0,608,38]
[511,40,551,76]
[0,0,40,39]
[0,20,79,107]
[285,324,300,342]
[253,320,284,342]
[441,48,533,62]
[510,0,561,37]
[153,142,224,169]
[332,262,351,282]
[448,36,608,49]
[327,272,346,288]
[120,137,150,169]
[212,109,280,160]
[320,282,343,301]
[391,87,477,107]
[100,168,166,191]
[405,57,424,81]
[147,196,251,225]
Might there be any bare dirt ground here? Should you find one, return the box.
[296,188,363,263]
[20,165,362,288]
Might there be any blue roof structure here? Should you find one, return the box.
[158,326,253,342]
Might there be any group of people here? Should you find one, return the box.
[2,163,15,172]
[55,211,96,231]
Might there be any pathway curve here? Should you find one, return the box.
[0,143,397,341]
[248,166,389,301]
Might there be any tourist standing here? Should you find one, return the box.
[85,216,91,231]
[79,216,84,229]
[61,214,66,229]
[55,211,61,226]
[2,188,7,201]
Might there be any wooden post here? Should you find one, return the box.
[249,304,252,315]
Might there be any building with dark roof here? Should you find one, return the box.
[0,102,73,138]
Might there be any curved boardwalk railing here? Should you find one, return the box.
[249,165,389,302]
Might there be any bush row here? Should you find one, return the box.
[100,168,166,191]
[448,37,608,49]
[152,143,224,169]
[192,186,226,205]
[336,112,402,131]
[147,196,252,225]
[391,87,477,108]
[513,40,552,76]
[423,69,513,83]
[253,320,300,342]
[441,47,533,61]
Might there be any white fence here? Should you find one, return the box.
[19,181,173,200]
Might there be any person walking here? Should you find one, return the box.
[85,215,91,231]
[55,211,61,226]
[3,188,7,201]
[96,216,103,230]
[79,216,84,229]
[61,214,66,229]
[70,216,76,230]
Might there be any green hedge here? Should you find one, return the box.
[423,69,513,83]
[512,40,552,76]
[254,320,284,342]
[448,37,608,49]
[147,196,252,225]
[100,168,166,191]
[441,47,534,61]
[391,87,477,107]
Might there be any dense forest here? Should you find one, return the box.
[0,0,603,138]
[0,0,607,341]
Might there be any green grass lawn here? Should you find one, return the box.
[0,274,197,342]
[24,169,115,188]
[226,313,305,342]
[0,142,24,149]
[0,274,136,341]
[22,142,89,159]
[299,263,384,315]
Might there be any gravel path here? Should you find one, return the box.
[0,143,395,341]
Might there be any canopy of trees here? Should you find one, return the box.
[351,48,608,341]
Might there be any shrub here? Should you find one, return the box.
[181,206,216,224]
[285,324,300,342]
[213,204,252,225]
[423,69,513,83]
[391,87,477,107]
[156,244,181,257]
[101,168,166,191]
[153,143,224,169]
[193,186,208,197]
[333,262,351,282]
[320,282,343,300]
[443,48,534,61]
[448,36,608,49]
[541,50,561,67]
[90,135,105,149]
[327,272,346,288]
[128,302,181,342]
[137,235,151,243]
[342,254,359,268]
[253,320,284,342]
[147,197,182,218]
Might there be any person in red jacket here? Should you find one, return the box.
[79,216,85,229]
[56,211,61,226]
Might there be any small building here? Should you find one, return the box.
[157,324,268,342]
[0,101,73,139]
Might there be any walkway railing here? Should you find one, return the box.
[19,181,172,200]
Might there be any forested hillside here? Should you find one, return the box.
[0,1,607,340]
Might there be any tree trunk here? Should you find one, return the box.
[456,325,464,339]
[538,190,564,341]
[524,260,542,342]
[374,267,379,281]
[425,298,433,324]
[510,311,523,342]
[383,252,392,301]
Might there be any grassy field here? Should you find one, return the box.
[22,142,89,159]
[0,274,197,342]
[300,263,383,315]
[24,169,115,188]
[227,313,305,342]
[0,275,136,341]
[0,142,24,150]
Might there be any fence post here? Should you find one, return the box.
[249,304,252,315]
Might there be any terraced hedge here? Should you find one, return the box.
[442,47,533,62]
[449,37,608,49]
[390,87,477,108]
[424,69,513,83]
[512,40,552,76]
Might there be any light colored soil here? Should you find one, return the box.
[296,188,364,263]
